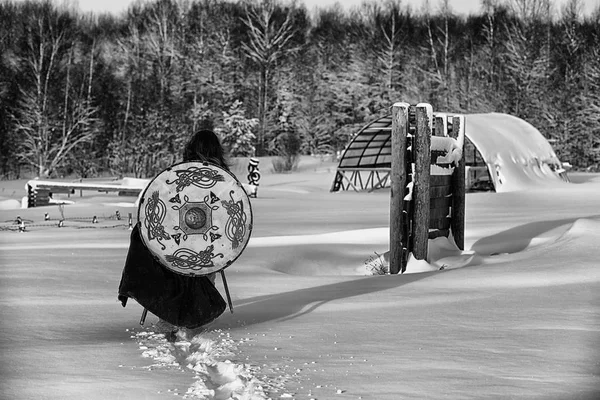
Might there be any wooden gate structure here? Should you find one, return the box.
[389,103,466,274]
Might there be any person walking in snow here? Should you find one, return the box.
[117,130,230,333]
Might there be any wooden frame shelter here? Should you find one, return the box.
[331,114,490,192]
[330,116,394,192]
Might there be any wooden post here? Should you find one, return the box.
[390,103,410,275]
[27,184,34,208]
[450,115,466,250]
[412,103,432,260]
[434,115,447,137]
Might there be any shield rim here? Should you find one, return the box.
[137,160,253,277]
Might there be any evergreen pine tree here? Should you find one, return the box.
[219,100,258,157]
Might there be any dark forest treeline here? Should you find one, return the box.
[0,0,599,179]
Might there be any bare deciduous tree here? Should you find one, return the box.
[423,0,454,110]
[241,0,298,156]
[14,11,98,177]
[502,1,552,119]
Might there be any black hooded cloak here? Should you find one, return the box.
[118,224,226,329]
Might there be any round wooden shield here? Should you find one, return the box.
[138,161,253,276]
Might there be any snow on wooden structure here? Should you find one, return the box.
[389,103,465,275]
[331,112,568,193]
[464,113,568,192]
[25,178,147,208]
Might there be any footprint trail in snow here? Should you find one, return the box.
[131,324,291,399]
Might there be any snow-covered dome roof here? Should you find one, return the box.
[465,113,565,192]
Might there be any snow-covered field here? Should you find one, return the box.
[1,162,599,400]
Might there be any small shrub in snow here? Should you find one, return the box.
[364,252,388,275]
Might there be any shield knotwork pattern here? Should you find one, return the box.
[138,161,253,276]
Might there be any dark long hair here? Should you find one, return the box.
[182,130,229,170]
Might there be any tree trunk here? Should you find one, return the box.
[257,66,269,156]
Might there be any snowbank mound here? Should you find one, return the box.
[362,217,600,276]
[0,198,20,210]
[360,234,480,275]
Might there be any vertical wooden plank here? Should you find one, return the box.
[27,184,34,208]
[390,102,410,275]
[434,114,447,137]
[450,115,466,250]
[413,103,432,260]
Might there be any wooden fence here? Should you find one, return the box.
[390,102,466,274]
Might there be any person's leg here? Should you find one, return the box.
[153,318,179,341]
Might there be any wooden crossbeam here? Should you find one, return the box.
[341,171,360,192]
[370,171,391,192]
